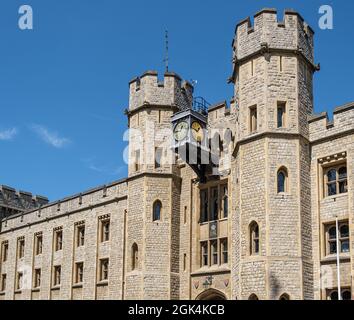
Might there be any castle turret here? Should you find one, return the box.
[124,71,193,299]
[231,9,317,300]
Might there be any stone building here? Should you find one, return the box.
[0,8,353,300]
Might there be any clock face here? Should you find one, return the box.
[191,121,204,142]
[173,121,189,141]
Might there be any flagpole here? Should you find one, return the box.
[336,217,342,300]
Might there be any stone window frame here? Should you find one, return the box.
[74,262,84,284]
[276,101,287,129]
[154,147,163,169]
[17,237,25,259]
[199,180,229,224]
[220,238,228,265]
[327,288,352,300]
[75,221,85,248]
[99,258,109,282]
[98,215,110,243]
[34,232,43,256]
[200,241,208,267]
[16,271,23,291]
[249,105,258,134]
[1,273,6,292]
[131,243,139,271]
[1,241,8,262]
[53,265,61,287]
[277,166,289,194]
[324,220,350,257]
[53,227,63,252]
[33,268,41,289]
[323,164,348,198]
[152,200,162,222]
[249,221,260,256]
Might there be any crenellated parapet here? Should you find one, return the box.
[0,185,48,219]
[308,102,354,143]
[129,70,194,112]
[232,8,315,67]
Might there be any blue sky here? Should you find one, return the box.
[0,0,353,201]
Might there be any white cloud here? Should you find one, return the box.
[82,158,126,176]
[0,128,18,141]
[31,124,71,148]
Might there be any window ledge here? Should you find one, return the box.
[51,286,61,291]
[321,193,348,203]
[0,291,5,296]
[96,280,108,287]
[192,266,230,277]
[14,290,22,294]
[31,288,40,292]
[72,284,83,289]
[321,254,350,264]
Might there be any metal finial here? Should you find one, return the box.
[164,30,169,73]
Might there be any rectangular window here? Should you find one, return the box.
[324,164,348,198]
[210,187,218,221]
[135,150,140,172]
[18,238,25,259]
[1,274,6,292]
[221,239,228,264]
[155,147,163,169]
[17,272,23,290]
[54,230,63,251]
[249,106,257,133]
[184,206,187,225]
[183,254,187,271]
[75,262,84,284]
[99,259,109,281]
[201,242,208,267]
[101,220,110,242]
[34,269,41,288]
[1,242,8,262]
[279,56,283,72]
[326,222,350,256]
[77,226,85,247]
[211,241,218,265]
[221,185,228,219]
[200,190,209,223]
[35,234,43,256]
[277,102,286,128]
[53,266,61,286]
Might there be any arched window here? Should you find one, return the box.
[248,294,259,300]
[250,222,260,255]
[132,243,138,270]
[279,293,290,300]
[330,291,338,300]
[342,290,351,300]
[153,200,162,221]
[277,168,288,193]
[325,165,348,197]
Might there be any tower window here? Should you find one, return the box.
[155,147,163,169]
[134,150,141,172]
[183,254,187,271]
[250,222,260,255]
[326,222,350,255]
[201,242,208,267]
[200,190,209,223]
[221,185,228,219]
[153,200,162,222]
[249,294,259,300]
[210,187,218,221]
[249,106,257,133]
[277,168,288,193]
[17,272,23,290]
[132,243,139,271]
[220,238,228,264]
[211,240,218,265]
[325,165,348,197]
[277,102,286,128]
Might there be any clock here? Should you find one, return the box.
[173,121,189,141]
[191,121,204,142]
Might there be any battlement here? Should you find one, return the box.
[308,102,354,143]
[129,70,194,112]
[0,185,49,219]
[233,8,314,64]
